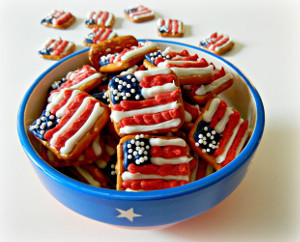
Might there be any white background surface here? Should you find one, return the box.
[1,0,300,241]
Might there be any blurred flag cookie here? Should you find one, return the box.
[37,134,106,167]
[108,67,185,136]
[84,27,118,46]
[41,10,76,29]
[116,134,194,191]
[144,46,196,69]
[182,67,234,105]
[158,57,215,85]
[124,5,154,23]
[157,18,184,37]
[48,65,103,100]
[188,97,250,170]
[85,11,115,28]
[99,41,159,73]
[199,32,234,55]
[29,89,110,160]
[89,35,139,71]
[38,38,75,60]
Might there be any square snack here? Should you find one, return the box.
[84,27,118,46]
[116,134,194,191]
[29,89,110,160]
[157,18,184,37]
[188,97,250,170]
[38,38,75,60]
[41,10,76,29]
[199,32,234,55]
[124,5,155,23]
[85,11,115,28]
[108,67,185,136]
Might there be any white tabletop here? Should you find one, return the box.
[1,0,300,241]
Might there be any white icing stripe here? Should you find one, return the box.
[120,65,139,75]
[74,166,101,187]
[122,171,189,181]
[184,111,192,122]
[195,73,233,95]
[209,35,231,51]
[141,81,178,99]
[119,118,181,134]
[149,137,187,147]
[53,12,69,26]
[120,42,158,61]
[49,97,91,147]
[170,65,214,77]
[55,90,82,118]
[46,90,66,111]
[92,136,102,156]
[70,73,101,90]
[203,98,221,122]
[151,156,193,165]
[235,128,250,155]
[216,119,243,164]
[111,101,179,122]
[134,66,170,82]
[214,107,233,134]
[60,103,103,154]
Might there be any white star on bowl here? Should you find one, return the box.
[116,208,142,222]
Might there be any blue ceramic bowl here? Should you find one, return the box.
[17,40,265,229]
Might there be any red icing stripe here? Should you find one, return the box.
[53,41,69,55]
[173,20,179,34]
[213,67,226,80]
[222,120,248,166]
[209,100,227,128]
[100,28,112,41]
[118,108,181,127]
[44,93,89,140]
[167,58,209,68]
[150,145,187,158]
[183,101,200,121]
[211,36,230,50]
[112,89,181,112]
[139,73,177,88]
[53,99,99,150]
[93,28,106,43]
[56,12,73,25]
[122,179,188,191]
[100,12,109,25]
[172,54,199,62]
[51,89,74,115]
[168,19,173,35]
[213,110,241,157]
[127,163,189,176]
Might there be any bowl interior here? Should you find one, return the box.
[19,40,263,200]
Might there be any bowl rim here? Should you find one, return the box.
[17,39,265,201]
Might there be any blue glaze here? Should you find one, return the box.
[144,49,170,65]
[199,38,211,48]
[41,15,53,25]
[38,46,53,56]
[193,121,221,155]
[123,137,152,170]
[108,74,144,105]
[29,110,58,140]
[99,53,118,67]
[85,32,95,44]
[91,91,110,105]
[100,155,117,187]
[124,7,138,14]
[158,25,168,34]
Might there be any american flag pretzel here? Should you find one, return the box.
[124,5,154,23]
[116,134,194,191]
[85,11,115,28]
[188,97,250,170]
[157,18,184,37]
[108,66,185,136]
[41,10,75,29]
[84,27,118,46]
[38,38,75,60]
[199,32,234,55]
[29,89,110,160]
